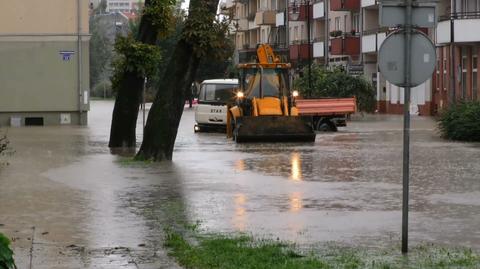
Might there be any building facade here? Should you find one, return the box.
[361,0,433,115]
[228,0,465,116]
[106,0,144,13]
[0,0,90,126]
[433,0,480,112]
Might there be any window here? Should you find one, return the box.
[461,47,467,99]
[294,26,298,41]
[335,17,340,31]
[301,25,304,41]
[199,84,236,104]
[344,15,348,33]
[436,59,440,91]
[352,13,360,33]
[473,53,478,100]
[443,57,447,91]
[289,27,292,43]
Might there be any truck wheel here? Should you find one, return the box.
[317,120,338,132]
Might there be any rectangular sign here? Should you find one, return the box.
[380,4,436,28]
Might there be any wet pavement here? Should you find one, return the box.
[1,100,479,268]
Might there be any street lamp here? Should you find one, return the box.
[290,0,313,93]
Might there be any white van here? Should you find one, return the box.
[194,79,238,132]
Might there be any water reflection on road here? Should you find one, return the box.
[1,100,480,267]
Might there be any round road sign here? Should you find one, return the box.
[378,30,436,87]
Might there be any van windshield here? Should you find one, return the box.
[199,83,237,104]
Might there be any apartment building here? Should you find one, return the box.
[106,0,144,13]
[361,0,434,115]
[329,0,360,66]
[229,0,478,115]
[0,0,90,126]
[231,0,287,63]
[230,0,360,67]
[433,0,480,112]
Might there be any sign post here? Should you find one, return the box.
[401,0,412,254]
[378,0,437,254]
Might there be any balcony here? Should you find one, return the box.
[289,40,313,60]
[437,12,480,43]
[361,28,388,53]
[288,4,312,21]
[235,18,249,31]
[255,10,276,25]
[330,35,360,55]
[248,20,259,30]
[312,2,325,19]
[330,0,360,11]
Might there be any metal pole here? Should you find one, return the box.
[402,0,412,254]
[449,14,456,104]
[285,0,289,51]
[77,0,84,125]
[307,0,312,91]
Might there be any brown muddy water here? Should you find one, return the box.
[0,100,479,268]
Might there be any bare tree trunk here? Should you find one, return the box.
[108,0,157,148]
[136,0,219,161]
[109,73,144,147]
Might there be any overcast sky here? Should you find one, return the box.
[180,0,224,12]
[181,0,190,9]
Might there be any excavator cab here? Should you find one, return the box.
[238,67,289,116]
[227,44,316,143]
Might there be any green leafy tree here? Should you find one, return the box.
[109,0,176,148]
[136,0,227,161]
[294,65,376,112]
[0,233,16,269]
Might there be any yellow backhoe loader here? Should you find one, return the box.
[226,44,316,143]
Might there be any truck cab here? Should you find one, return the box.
[194,79,238,132]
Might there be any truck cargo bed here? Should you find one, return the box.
[296,97,356,116]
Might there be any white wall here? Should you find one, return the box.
[454,19,480,42]
[313,2,325,19]
[313,42,324,57]
[362,34,376,53]
[361,0,376,8]
[436,20,451,44]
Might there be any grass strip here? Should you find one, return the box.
[164,230,480,269]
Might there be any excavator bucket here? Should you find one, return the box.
[233,116,316,143]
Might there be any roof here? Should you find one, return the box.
[201,79,238,84]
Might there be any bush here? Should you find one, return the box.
[438,101,480,142]
[0,233,16,269]
[294,65,376,112]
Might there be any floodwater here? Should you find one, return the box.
[1,100,479,268]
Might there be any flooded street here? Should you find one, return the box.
[1,100,480,268]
